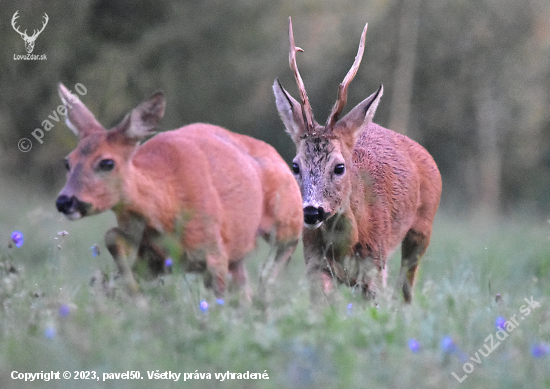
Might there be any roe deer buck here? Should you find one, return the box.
[273,18,442,302]
[55,84,302,298]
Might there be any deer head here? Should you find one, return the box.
[273,17,382,229]
[11,11,49,54]
[55,84,165,220]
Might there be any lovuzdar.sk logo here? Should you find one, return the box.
[12,10,48,60]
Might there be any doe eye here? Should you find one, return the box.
[97,159,115,172]
[334,164,345,175]
[292,163,300,174]
[63,159,70,171]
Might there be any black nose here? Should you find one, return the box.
[56,195,86,215]
[303,206,325,225]
[56,195,75,214]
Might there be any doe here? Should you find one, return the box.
[273,18,442,302]
[55,84,303,298]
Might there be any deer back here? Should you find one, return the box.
[56,84,302,265]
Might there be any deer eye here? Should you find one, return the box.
[334,164,345,175]
[292,162,300,174]
[97,159,115,172]
[63,159,70,171]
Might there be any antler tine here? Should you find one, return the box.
[11,11,26,38]
[11,11,19,24]
[326,23,368,128]
[288,17,315,132]
[31,13,48,38]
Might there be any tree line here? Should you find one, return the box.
[1,0,549,216]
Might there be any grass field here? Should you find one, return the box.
[0,181,549,389]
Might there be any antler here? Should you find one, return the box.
[326,23,368,128]
[11,11,48,40]
[11,11,27,38]
[30,13,49,39]
[288,17,315,132]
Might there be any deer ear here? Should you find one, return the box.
[273,79,305,143]
[58,83,103,138]
[336,85,383,140]
[117,91,165,140]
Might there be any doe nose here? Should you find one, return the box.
[303,206,325,225]
[56,195,79,214]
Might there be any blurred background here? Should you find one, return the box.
[1,0,549,218]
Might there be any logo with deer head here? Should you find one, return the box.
[11,11,48,54]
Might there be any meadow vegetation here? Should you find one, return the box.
[0,179,549,388]
[2,1,549,387]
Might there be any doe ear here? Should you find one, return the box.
[273,79,305,143]
[58,83,103,138]
[117,91,165,140]
[336,84,383,139]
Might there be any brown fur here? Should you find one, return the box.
[274,20,442,302]
[56,84,302,297]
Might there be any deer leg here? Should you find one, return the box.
[104,216,147,295]
[228,259,252,301]
[258,239,299,302]
[397,229,429,303]
[138,231,166,276]
[204,251,230,297]
[303,257,335,303]
[320,271,335,294]
[105,227,141,294]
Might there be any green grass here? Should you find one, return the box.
[1,183,549,388]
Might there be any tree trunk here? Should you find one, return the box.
[388,0,422,135]
[474,83,502,217]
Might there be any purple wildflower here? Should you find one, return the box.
[408,338,421,353]
[44,327,56,339]
[495,316,506,330]
[216,298,225,305]
[164,258,173,268]
[199,300,208,312]
[59,304,70,317]
[531,343,550,358]
[11,231,24,248]
[90,245,100,257]
[441,336,457,354]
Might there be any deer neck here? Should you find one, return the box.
[317,202,359,261]
[115,160,173,232]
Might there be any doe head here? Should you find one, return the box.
[55,84,165,219]
[273,17,382,229]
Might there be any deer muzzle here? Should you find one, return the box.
[56,194,90,219]
[303,206,326,229]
